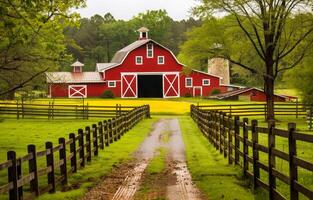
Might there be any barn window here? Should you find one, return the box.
[136,56,143,65]
[202,79,210,86]
[108,81,116,88]
[147,43,153,58]
[185,78,193,88]
[158,56,165,64]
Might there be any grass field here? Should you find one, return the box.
[0,116,159,200]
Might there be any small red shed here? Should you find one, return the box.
[210,87,291,102]
[46,27,228,98]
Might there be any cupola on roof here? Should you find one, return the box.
[71,60,84,67]
[137,27,149,40]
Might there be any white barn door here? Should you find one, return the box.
[68,85,87,98]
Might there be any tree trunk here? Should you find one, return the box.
[264,76,275,120]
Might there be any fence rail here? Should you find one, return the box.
[191,105,313,200]
[0,105,150,200]
[0,102,136,119]
[198,102,313,118]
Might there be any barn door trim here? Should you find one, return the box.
[68,85,87,98]
[121,73,138,98]
[193,86,202,97]
[163,73,180,98]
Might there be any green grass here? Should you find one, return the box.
[0,117,159,200]
[146,148,167,175]
[179,116,257,200]
[38,117,158,200]
[0,118,103,161]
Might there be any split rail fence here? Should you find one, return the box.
[191,105,313,200]
[0,102,135,119]
[198,102,312,118]
[0,105,150,200]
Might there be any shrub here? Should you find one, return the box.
[101,90,115,98]
[210,89,221,96]
[184,92,192,98]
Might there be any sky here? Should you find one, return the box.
[76,0,199,20]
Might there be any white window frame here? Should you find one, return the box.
[146,43,154,58]
[158,56,165,65]
[135,56,143,65]
[108,81,116,88]
[202,79,210,86]
[185,77,193,88]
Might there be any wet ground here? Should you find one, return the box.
[82,118,204,200]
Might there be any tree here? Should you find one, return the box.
[194,0,313,120]
[0,0,85,98]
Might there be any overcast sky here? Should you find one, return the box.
[76,0,199,20]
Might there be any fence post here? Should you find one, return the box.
[98,122,104,149]
[108,119,113,143]
[58,138,67,185]
[228,115,233,164]
[28,144,39,196]
[296,99,298,119]
[251,120,260,190]
[103,120,109,146]
[69,133,77,173]
[78,129,85,168]
[288,123,298,200]
[86,103,89,120]
[268,120,276,199]
[7,151,18,200]
[234,116,240,165]
[223,114,227,158]
[16,157,23,199]
[16,101,19,119]
[243,118,249,177]
[45,142,56,193]
[85,127,91,162]
[92,124,98,156]
[219,112,223,154]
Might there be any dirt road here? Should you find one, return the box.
[82,118,203,200]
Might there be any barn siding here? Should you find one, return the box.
[50,83,108,98]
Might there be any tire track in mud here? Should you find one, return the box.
[82,118,203,200]
[166,119,203,200]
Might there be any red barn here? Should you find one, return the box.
[46,27,228,98]
[210,87,292,102]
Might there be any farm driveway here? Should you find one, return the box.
[82,118,203,200]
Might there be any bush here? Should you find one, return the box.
[101,90,115,98]
[210,89,221,96]
[184,92,192,98]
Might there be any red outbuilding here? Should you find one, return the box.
[46,27,230,98]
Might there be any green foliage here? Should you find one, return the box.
[64,10,200,71]
[184,93,192,98]
[210,89,221,96]
[0,0,86,98]
[101,90,115,98]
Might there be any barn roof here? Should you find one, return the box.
[96,63,118,72]
[110,39,152,63]
[210,87,288,100]
[46,72,104,83]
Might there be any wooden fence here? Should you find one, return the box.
[191,105,313,200]
[0,105,150,200]
[198,102,313,118]
[0,102,136,119]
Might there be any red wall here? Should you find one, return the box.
[50,83,109,98]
